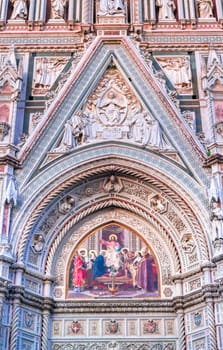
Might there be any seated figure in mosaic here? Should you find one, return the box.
[98,0,124,15]
[196,0,214,18]
[156,0,176,20]
[10,0,28,20]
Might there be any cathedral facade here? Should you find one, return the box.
[0,0,223,349]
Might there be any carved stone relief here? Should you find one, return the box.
[156,56,193,95]
[182,111,196,131]
[98,0,125,16]
[52,66,173,153]
[10,0,28,20]
[51,0,67,20]
[156,0,176,21]
[32,57,69,95]
[51,342,176,350]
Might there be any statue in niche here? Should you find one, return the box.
[196,0,214,18]
[5,176,18,207]
[98,0,124,15]
[156,0,176,20]
[103,175,123,193]
[54,112,85,152]
[51,0,67,19]
[210,199,223,241]
[10,0,28,20]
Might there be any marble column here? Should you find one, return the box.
[41,310,51,350]
[216,0,223,21]
[177,0,185,21]
[177,311,186,350]
[75,0,81,22]
[39,0,47,23]
[189,0,196,21]
[149,0,156,22]
[0,0,9,23]
[9,301,20,350]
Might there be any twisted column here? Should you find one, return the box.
[207,302,217,350]
[10,301,20,350]
[177,311,186,350]
[41,310,51,350]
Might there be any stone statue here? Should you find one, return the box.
[103,175,123,193]
[196,0,213,18]
[5,176,18,207]
[142,115,170,149]
[54,112,85,152]
[58,196,75,214]
[10,0,28,20]
[51,0,67,19]
[210,199,223,240]
[156,0,176,20]
[98,0,124,15]
[32,234,45,253]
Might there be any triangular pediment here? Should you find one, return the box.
[44,59,179,165]
[16,38,206,187]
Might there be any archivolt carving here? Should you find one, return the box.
[16,164,208,275]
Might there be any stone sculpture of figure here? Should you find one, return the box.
[32,234,45,253]
[58,196,75,214]
[157,56,192,92]
[10,0,28,20]
[131,109,146,143]
[196,0,213,18]
[5,176,18,207]
[51,0,67,19]
[103,175,123,193]
[142,115,170,149]
[98,90,126,125]
[210,199,223,240]
[98,0,124,15]
[156,0,176,20]
[54,112,85,152]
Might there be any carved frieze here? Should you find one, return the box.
[51,341,176,350]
